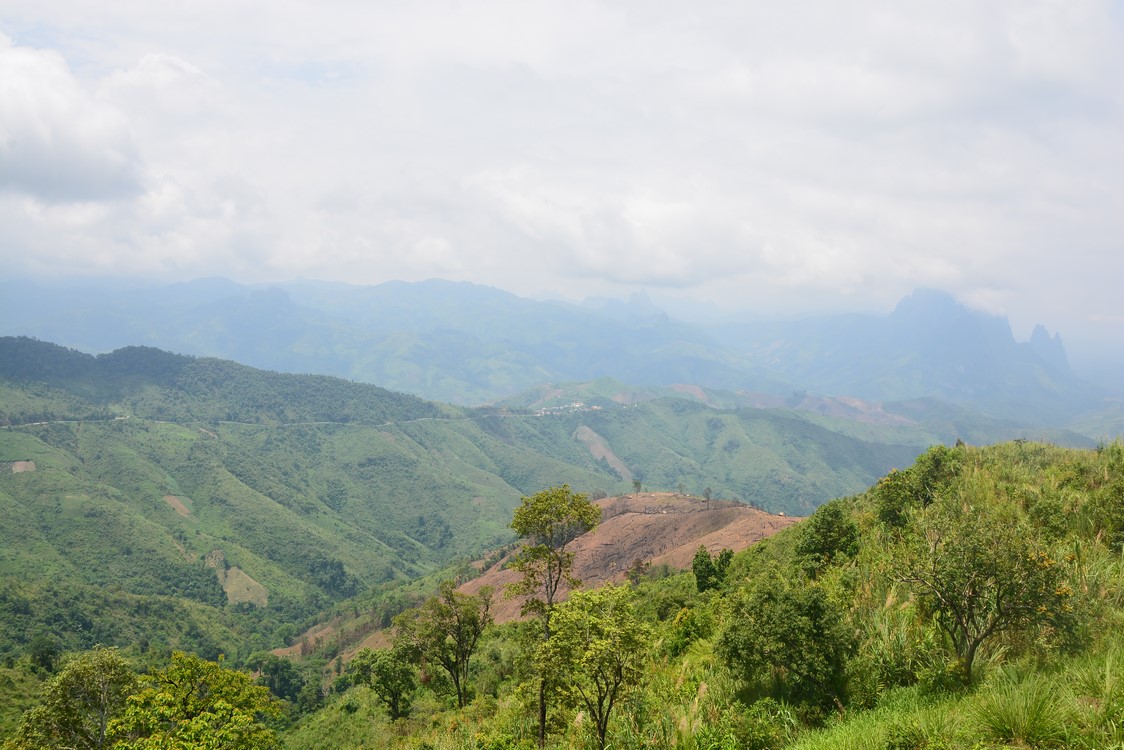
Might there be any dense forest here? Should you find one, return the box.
[5,440,1124,749]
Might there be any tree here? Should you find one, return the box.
[27,634,62,673]
[795,499,859,577]
[111,651,281,750]
[692,546,733,593]
[394,581,493,709]
[507,484,601,745]
[245,652,304,703]
[349,647,416,720]
[632,479,642,494]
[897,495,1073,685]
[718,571,852,714]
[7,646,137,750]
[541,585,650,750]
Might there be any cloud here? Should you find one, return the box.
[0,33,140,202]
[0,2,1121,350]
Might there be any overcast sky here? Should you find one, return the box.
[2,1,1122,352]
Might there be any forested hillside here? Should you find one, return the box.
[0,338,921,671]
[277,441,1124,750]
[4,339,1124,748]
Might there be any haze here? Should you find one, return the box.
[2,2,1122,372]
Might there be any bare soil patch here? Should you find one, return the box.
[573,425,633,483]
[461,492,799,623]
[204,549,268,607]
[273,621,345,658]
[670,384,710,404]
[9,461,36,473]
[163,495,192,517]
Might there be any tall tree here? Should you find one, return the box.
[349,647,416,720]
[110,651,280,750]
[507,484,602,746]
[541,584,650,750]
[394,581,493,709]
[692,546,733,593]
[7,646,137,750]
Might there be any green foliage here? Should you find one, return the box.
[897,483,1076,684]
[27,635,61,673]
[394,581,493,709]
[874,445,964,528]
[538,585,650,750]
[719,571,853,716]
[246,653,305,704]
[507,485,602,624]
[349,647,416,720]
[665,606,715,658]
[971,673,1070,748]
[111,651,280,750]
[692,546,733,593]
[794,499,858,577]
[507,485,602,746]
[5,647,136,750]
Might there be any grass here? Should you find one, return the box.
[971,673,1070,748]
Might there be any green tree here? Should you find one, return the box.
[111,651,280,750]
[541,585,650,750]
[245,653,304,703]
[795,499,859,577]
[27,634,62,673]
[693,546,733,593]
[876,445,964,528]
[507,484,601,745]
[897,494,1074,685]
[718,571,852,714]
[349,647,416,720]
[6,646,137,750]
[394,581,493,709]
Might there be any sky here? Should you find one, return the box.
[2,1,1123,358]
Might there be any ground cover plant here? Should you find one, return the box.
[272,441,1124,750]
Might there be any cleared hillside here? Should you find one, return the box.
[460,492,799,623]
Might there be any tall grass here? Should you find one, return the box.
[971,673,1070,748]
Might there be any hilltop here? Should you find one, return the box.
[460,492,799,623]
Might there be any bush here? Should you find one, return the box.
[971,674,1070,748]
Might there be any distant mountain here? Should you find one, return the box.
[0,279,1108,431]
[707,288,1100,425]
[0,278,789,405]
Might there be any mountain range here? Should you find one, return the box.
[1,279,1110,433]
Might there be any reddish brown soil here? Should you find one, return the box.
[460,492,799,623]
[299,492,799,662]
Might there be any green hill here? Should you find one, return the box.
[279,440,1124,750]
[0,337,933,669]
[4,334,1122,749]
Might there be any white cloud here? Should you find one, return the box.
[0,32,140,201]
[0,1,1121,350]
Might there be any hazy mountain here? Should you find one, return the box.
[707,288,1100,425]
[0,278,789,405]
[0,280,1107,431]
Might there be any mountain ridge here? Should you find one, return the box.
[1,279,1102,429]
